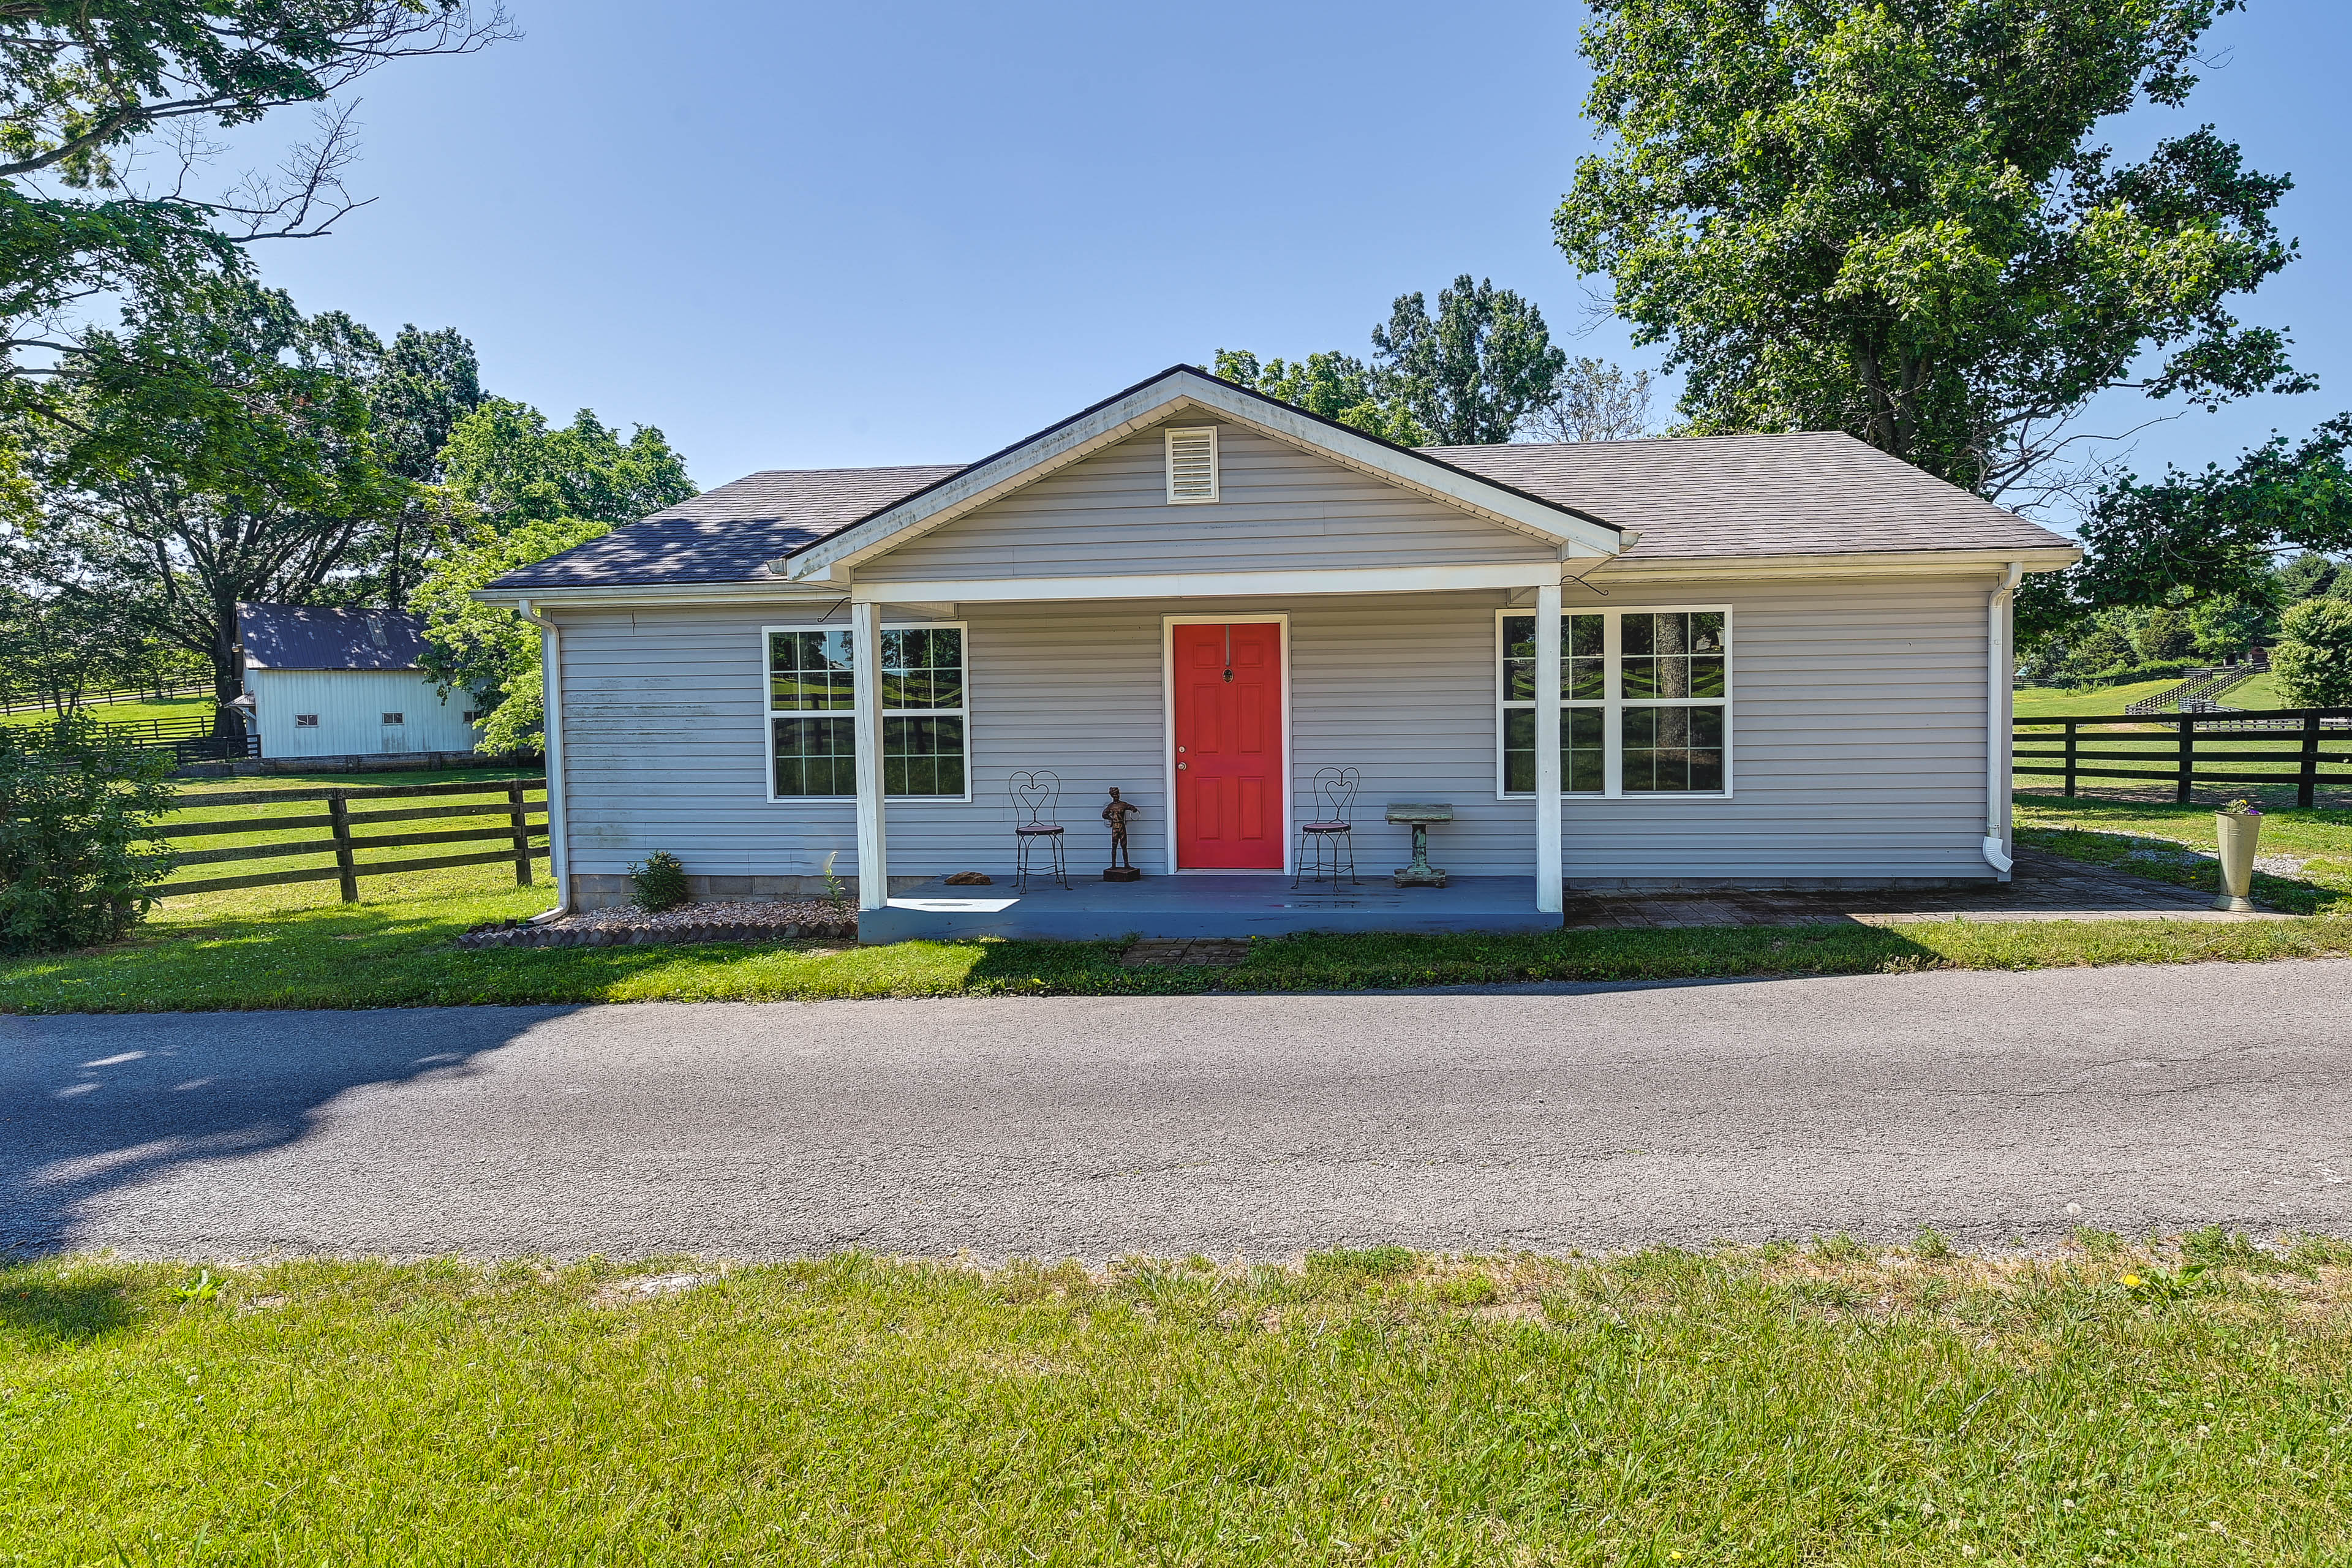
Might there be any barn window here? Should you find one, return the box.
[381,712,405,726]
[295,714,319,728]
[764,623,969,801]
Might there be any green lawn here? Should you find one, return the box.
[6,778,2350,1014]
[8,1241,2352,1564]
[0,695,213,729]
[2015,794,2352,916]
[2011,678,2184,717]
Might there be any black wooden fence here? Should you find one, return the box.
[156,778,548,900]
[2015,707,2352,807]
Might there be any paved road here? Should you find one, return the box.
[6,961,2350,1261]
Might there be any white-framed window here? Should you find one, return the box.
[1164,426,1218,503]
[763,622,970,802]
[1497,607,1731,798]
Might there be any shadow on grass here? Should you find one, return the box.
[2016,824,2343,915]
[960,921,1954,994]
[0,1265,140,1346]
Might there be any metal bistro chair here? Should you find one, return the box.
[1292,766,1361,889]
[1008,769,1070,891]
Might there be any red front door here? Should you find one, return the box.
[1172,622,1284,869]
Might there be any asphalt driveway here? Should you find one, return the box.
[6,959,2350,1260]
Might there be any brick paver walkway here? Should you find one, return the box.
[1561,846,2282,930]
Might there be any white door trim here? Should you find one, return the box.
[1161,613,1292,876]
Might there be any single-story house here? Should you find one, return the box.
[484,365,2076,939]
[235,603,481,760]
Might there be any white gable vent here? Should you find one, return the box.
[1164,426,1219,504]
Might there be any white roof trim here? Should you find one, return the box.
[775,368,1626,583]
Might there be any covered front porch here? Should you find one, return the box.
[861,872,1555,943]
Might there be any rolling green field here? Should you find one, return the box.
[7,1240,2352,1564]
[2011,678,2183,717]
[0,695,213,729]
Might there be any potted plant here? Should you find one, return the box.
[2213,799,2263,912]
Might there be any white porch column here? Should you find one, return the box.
[851,599,888,911]
[1534,582,1564,914]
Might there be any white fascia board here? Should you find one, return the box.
[780,369,1624,582]
[849,561,1563,605]
[1586,546,2080,584]
[467,582,846,611]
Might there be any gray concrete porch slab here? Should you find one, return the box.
[859,873,1553,942]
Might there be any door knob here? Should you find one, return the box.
[1177,762,1187,771]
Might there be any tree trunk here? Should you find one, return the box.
[211,608,244,740]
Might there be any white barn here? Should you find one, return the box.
[235,603,480,760]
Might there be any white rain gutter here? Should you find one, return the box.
[1983,562,2024,876]
[515,600,571,921]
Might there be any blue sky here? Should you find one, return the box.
[240,1,2352,510]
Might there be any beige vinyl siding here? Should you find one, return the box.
[855,423,1556,582]
[549,572,2001,889]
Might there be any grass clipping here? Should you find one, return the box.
[9,1232,2352,1562]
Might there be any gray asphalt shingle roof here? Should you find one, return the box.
[486,429,2068,592]
[488,466,965,590]
[1427,431,2071,558]
[237,604,431,671]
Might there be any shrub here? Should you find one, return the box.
[628,850,690,912]
[0,715,178,955]
[2274,597,2352,708]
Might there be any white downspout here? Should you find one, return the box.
[516,600,571,919]
[1983,563,2023,877]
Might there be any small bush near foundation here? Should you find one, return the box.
[628,851,689,913]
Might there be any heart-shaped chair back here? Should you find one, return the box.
[1008,769,1059,826]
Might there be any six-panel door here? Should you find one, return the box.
[1171,622,1284,869]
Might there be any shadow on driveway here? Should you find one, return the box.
[0,1007,570,1257]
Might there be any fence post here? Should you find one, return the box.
[2301,712,2323,811]
[508,781,533,886]
[328,790,359,903]
[2063,719,2079,798]
[2175,714,2195,805]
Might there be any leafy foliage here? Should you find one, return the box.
[0,714,177,955]
[411,516,609,755]
[1555,0,2307,502]
[2274,598,2352,709]
[2075,417,2352,607]
[1211,350,1428,445]
[14,276,407,723]
[1372,276,1567,445]
[628,851,690,913]
[439,401,695,533]
[1523,357,1656,443]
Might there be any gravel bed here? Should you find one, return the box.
[458,899,857,949]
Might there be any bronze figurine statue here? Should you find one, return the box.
[1101,786,1142,881]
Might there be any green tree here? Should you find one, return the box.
[0,4,508,432]
[2275,551,2344,604]
[24,276,404,729]
[1211,350,1428,445]
[1555,0,2307,502]
[358,325,487,609]
[2135,606,2193,662]
[2073,418,2352,607]
[415,401,696,746]
[439,401,696,532]
[0,714,178,955]
[2185,588,2275,662]
[412,516,609,755]
[1373,277,1567,445]
[2272,597,2352,708]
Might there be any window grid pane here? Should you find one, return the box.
[1501,612,1728,797]
[770,626,969,798]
